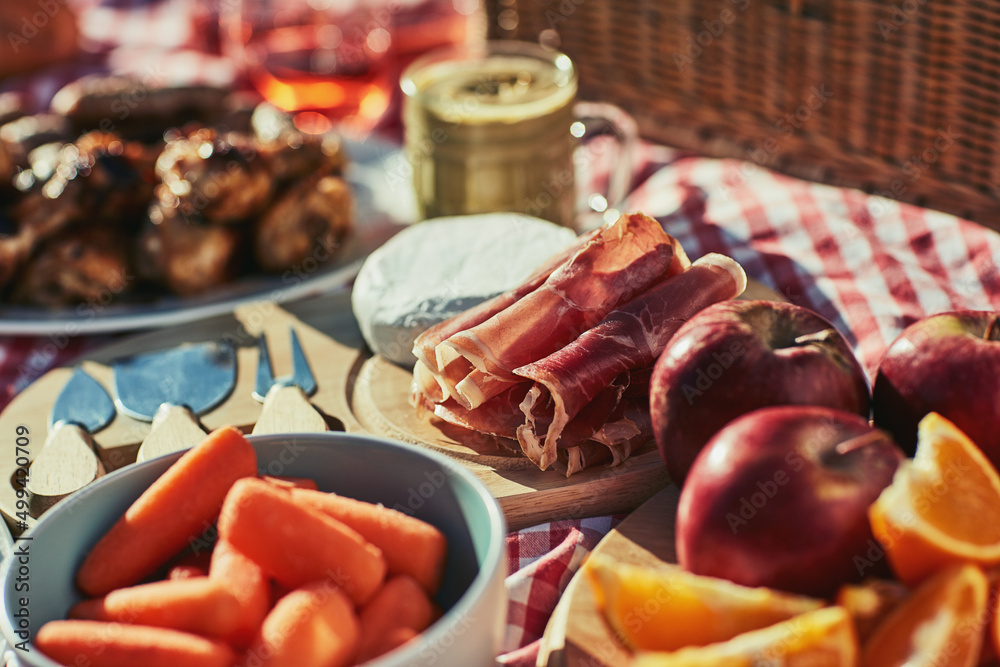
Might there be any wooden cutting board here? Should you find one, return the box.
[538,486,681,666]
[0,291,670,534]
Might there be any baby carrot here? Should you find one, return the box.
[289,487,447,594]
[76,426,258,597]
[209,537,271,648]
[243,581,360,667]
[218,478,386,605]
[261,475,318,490]
[35,619,237,667]
[356,574,435,662]
[68,577,242,639]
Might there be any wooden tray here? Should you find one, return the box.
[538,486,681,666]
[0,292,669,534]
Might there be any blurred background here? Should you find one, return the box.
[0,0,484,138]
[4,0,999,229]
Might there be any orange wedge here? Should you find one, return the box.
[861,563,989,667]
[835,578,911,645]
[631,605,857,666]
[868,412,1000,586]
[583,554,824,652]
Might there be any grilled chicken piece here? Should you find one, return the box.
[51,75,231,141]
[0,132,150,293]
[0,192,78,292]
[254,174,353,272]
[0,110,65,193]
[9,226,133,307]
[43,132,152,224]
[258,131,347,184]
[155,128,272,225]
[251,102,347,182]
[137,204,248,296]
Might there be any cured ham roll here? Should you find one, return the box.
[411,226,603,374]
[516,252,747,469]
[429,384,530,440]
[429,213,689,410]
[412,211,748,474]
[410,226,608,409]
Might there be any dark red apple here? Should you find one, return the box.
[676,405,904,597]
[873,310,1000,462]
[650,299,871,484]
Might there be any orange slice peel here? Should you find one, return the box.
[583,554,823,653]
[861,563,989,667]
[869,412,1000,586]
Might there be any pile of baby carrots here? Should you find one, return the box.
[34,426,449,667]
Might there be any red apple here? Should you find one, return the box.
[872,310,1000,462]
[676,405,904,597]
[650,299,871,484]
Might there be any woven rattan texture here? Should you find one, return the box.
[485,0,1000,229]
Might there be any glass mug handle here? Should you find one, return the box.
[571,101,639,231]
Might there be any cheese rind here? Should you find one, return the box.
[351,214,578,367]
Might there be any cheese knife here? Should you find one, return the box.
[251,328,328,435]
[26,367,115,517]
[113,341,237,462]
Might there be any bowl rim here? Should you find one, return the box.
[0,431,507,667]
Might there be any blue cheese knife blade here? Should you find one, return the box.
[113,341,237,421]
[50,368,116,433]
[28,368,114,519]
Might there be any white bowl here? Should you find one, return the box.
[0,432,508,667]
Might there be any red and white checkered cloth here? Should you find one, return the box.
[627,152,1000,377]
[501,516,622,663]
[4,1,1000,665]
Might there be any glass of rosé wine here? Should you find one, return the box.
[221,0,478,138]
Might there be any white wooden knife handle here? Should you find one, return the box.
[136,403,206,463]
[27,422,105,518]
[252,384,328,435]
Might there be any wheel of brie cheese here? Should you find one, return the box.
[351,213,578,367]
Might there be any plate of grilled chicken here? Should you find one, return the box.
[0,76,414,334]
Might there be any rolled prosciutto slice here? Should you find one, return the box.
[562,394,655,476]
[431,382,532,439]
[410,227,604,409]
[515,253,747,469]
[433,374,624,445]
[433,213,690,410]
[562,442,613,477]
[592,400,654,466]
[411,226,603,375]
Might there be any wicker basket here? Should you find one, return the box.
[484,0,1000,230]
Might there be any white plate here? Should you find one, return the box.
[0,136,417,335]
